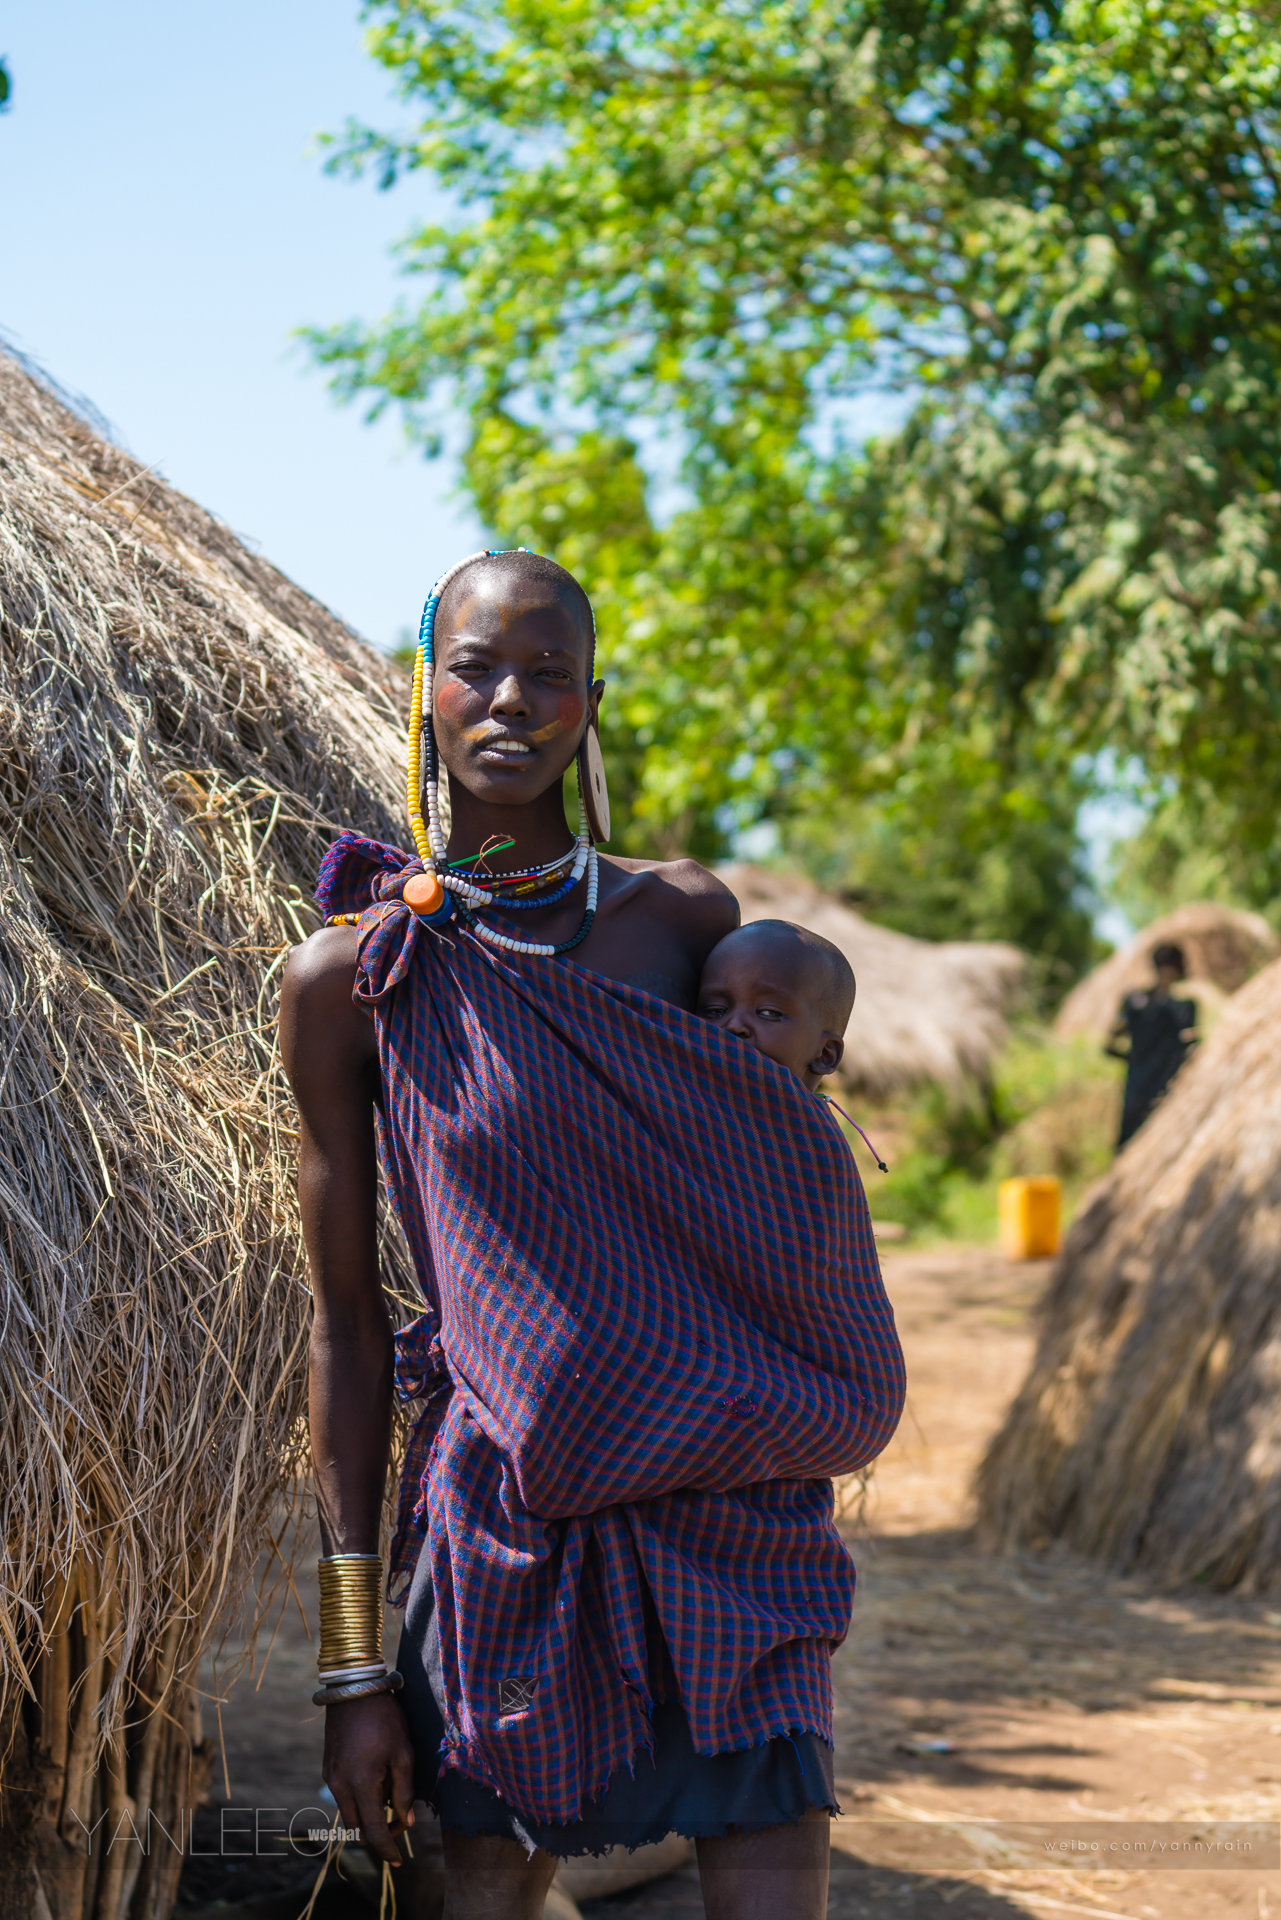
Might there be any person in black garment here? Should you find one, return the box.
[1105,942,1198,1150]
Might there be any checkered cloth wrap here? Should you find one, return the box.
[315,832,905,1826]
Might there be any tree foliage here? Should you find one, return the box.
[311,0,1281,954]
[783,735,1096,978]
[1109,778,1281,927]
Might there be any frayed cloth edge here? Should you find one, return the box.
[425,1792,841,1859]
[434,1724,835,1839]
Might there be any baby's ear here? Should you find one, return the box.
[812,1033,844,1080]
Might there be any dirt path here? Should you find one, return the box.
[827,1246,1280,1920]
[180,1246,1281,1918]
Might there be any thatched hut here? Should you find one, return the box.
[1054,902,1278,1042]
[719,865,1025,1095]
[0,347,412,1919]
[978,954,1281,1590]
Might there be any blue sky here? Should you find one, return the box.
[1,0,482,651]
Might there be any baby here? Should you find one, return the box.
[697,918,856,1090]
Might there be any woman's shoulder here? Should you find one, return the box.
[601,855,739,934]
[282,923,364,1016]
[280,924,377,1072]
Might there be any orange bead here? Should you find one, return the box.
[403,871,446,916]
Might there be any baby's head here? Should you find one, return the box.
[697,919,856,1090]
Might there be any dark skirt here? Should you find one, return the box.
[396,1541,837,1857]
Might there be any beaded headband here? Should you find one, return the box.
[405,548,597,870]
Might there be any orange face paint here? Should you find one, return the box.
[435,678,470,720]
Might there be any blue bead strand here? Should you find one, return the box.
[471,867,584,911]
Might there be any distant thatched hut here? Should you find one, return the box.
[978,955,1281,1590]
[719,865,1025,1095]
[1054,902,1278,1042]
[0,348,411,1918]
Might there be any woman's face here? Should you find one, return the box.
[432,570,598,808]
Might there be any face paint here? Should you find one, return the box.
[434,678,470,721]
[520,693,585,747]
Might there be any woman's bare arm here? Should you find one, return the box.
[280,927,414,1863]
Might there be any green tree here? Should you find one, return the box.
[311,0,1281,948]
[1108,779,1281,928]
[782,736,1097,980]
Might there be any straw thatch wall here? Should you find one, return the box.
[1055,902,1278,1042]
[978,954,1281,1590]
[0,347,413,1919]
[718,865,1025,1095]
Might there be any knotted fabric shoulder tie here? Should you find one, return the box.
[315,830,447,1007]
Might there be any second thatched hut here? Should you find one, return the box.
[978,953,1281,1590]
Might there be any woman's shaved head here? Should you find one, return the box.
[426,547,602,818]
[436,551,594,660]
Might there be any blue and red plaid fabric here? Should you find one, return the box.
[316,833,905,1826]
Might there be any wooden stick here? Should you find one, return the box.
[40,1566,74,1827]
[118,1618,183,1915]
[93,1722,133,1920]
[60,1560,104,1846]
[80,1763,106,1919]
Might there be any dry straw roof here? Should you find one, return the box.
[979,953,1281,1590]
[1055,901,1279,1042]
[718,864,1025,1095]
[0,345,413,1899]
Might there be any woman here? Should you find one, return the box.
[281,548,904,1919]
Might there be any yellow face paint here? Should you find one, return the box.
[442,691,583,745]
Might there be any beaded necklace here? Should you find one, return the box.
[405,549,599,959]
[449,835,581,908]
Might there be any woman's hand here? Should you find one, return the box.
[323,1694,416,1864]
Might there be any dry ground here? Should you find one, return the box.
[178,1246,1281,1919]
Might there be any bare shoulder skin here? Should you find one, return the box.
[583,853,739,1005]
[607,850,740,918]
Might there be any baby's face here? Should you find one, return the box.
[697,938,843,1090]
